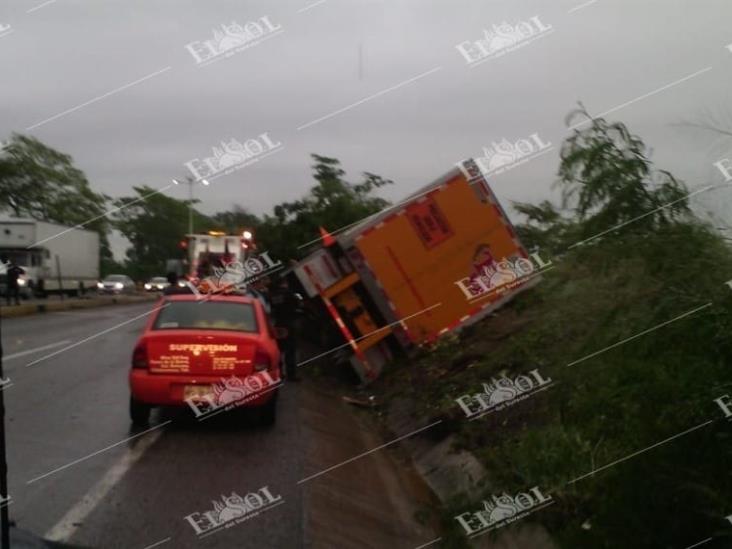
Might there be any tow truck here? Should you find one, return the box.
[166,230,257,280]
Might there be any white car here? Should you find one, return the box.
[97,274,136,295]
[144,276,170,292]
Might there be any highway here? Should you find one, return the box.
[1,303,307,548]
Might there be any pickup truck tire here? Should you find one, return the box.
[130,396,151,426]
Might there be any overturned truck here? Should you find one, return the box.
[293,159,551,382]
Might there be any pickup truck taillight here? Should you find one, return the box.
[132,343,148,369]
[253,348,271,372]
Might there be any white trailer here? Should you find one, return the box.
[0,217,100,297]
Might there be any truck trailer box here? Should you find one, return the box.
[336,159,539,344]
[34,221,100,280]
[0,218,100,292]
[295,159,547,381]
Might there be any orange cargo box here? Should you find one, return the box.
[337,159,542,344]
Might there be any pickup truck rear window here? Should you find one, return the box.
[153,301,258,333]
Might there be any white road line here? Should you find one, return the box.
[567,419,714,484]
[27,421,170,484]
[297,66,442,130]
[26,66,172,130]
[565,302,712,368]
[4,340,72,361]
[569,66,713,130]
[297,420,443,484]
[44,430,164,542]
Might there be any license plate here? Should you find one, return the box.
[184,385,212,400]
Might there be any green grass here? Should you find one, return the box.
[379,221,732,548]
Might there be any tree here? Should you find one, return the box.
[210,205,261,236]
[558,106,690,240]
[258,154,393,260]
[0,133,113,267]
[112,186,212,280]
[512,200,575,254]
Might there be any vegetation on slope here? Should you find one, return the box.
[380,109,732,548]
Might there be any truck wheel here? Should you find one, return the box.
[130,396,151,426]
[257,394,277,427]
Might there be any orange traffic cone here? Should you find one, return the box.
[319,226,336,247]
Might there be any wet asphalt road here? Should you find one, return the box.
[0,302,306,549]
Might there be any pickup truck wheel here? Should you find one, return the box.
[130,396,151,426]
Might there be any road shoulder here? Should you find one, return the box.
[0,294,157,318]
[301,382,437,548]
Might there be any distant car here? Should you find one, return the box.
[144,276,170,292]
[97,274,135,295]
[128,294,282,426]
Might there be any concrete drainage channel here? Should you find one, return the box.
[0,295,158,318]
[384,397,558,549]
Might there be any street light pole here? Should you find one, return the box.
[173,178,210,236]
[188,180,193,236]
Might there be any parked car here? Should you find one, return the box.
[97,274,135,295]
[144,276,170,292]
[128,294,282,426]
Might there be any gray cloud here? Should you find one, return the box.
[2,0,731,259]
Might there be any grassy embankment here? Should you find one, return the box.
[379,215,732,549]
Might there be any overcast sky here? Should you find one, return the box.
[2,0,731,259]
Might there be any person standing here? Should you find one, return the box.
[246,278,271,314]
[3,258,25,306]
[269,277,301,382]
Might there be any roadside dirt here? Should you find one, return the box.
[301,381,438,549]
